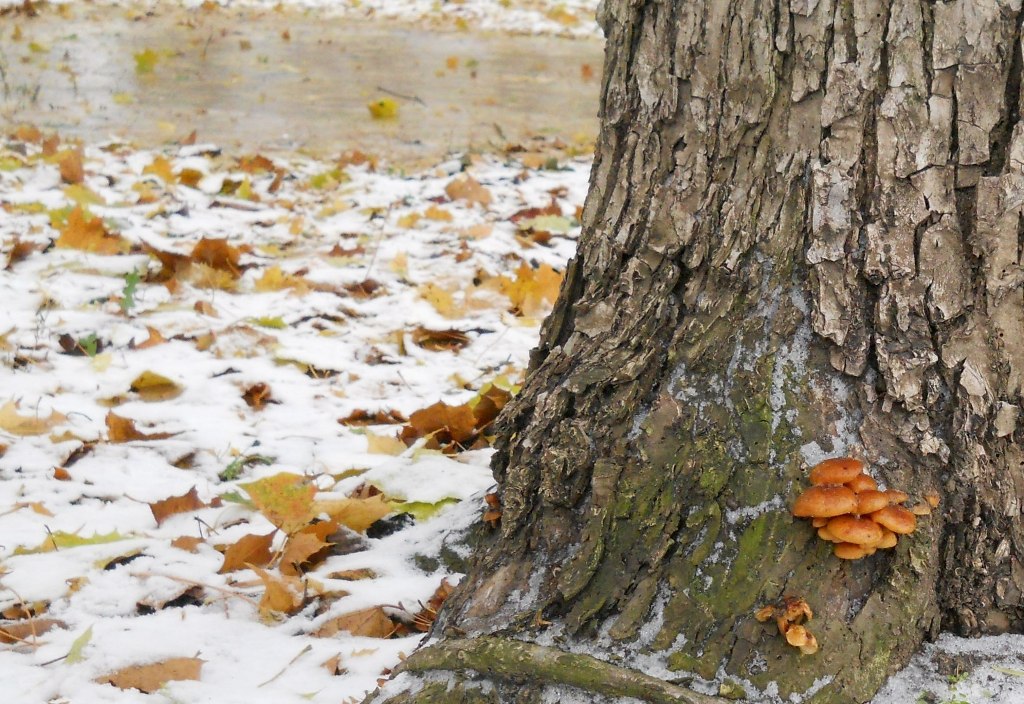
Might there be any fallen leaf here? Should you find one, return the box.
[417,282,457,318]
[337,409,407,426]
[367,97,398,120]
[99,657,203,693]
[400,400,478,450]
[253,566,304,618]
[321,653,345,675]
[0,400,66,436]
[171,536,204,553]
[130,370,184,402]
[364,432,408,456]
[242,382,273,410]
[411,578,455,632]
[237,154,275,173]
[328,568,376,581]
[5,237,44,269]
[314,606,395,638]
[239,473,316,535]
[149,487,205,526]
[133,48,160,75]
[445,175,492,207]
[280,527,332,576]
[55,206,128,255]
[313,494,391,533]
[191,238,241,275]
[106,411,177,442]
[218,532,275,573]
[52,467,71,481]
[486,262,562,316]
[142,155,174,183]
[14,530,127,555]
[0,618,65,644]
[411,326,471,352]
[58,149,84,184]
[255,265,308,293]
[65,625,93,664]
[133,326,166,349]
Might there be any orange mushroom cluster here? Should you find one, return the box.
[792,457,935,560]
[755,597,818,655]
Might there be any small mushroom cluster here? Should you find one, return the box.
[792,457,938,560]
[755,597,818,655]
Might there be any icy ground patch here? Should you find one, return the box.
[0,132,588,703]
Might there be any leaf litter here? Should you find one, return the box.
[0,116,588,703]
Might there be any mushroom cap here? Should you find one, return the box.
[910,503,932,516]
[871,505,917,534]
[833,542,870,559]
[925,491,941,508]
[846,474,878,493]
[799,633,819,655]
[856,490,891,515]
[827,515,883,545]
[817,526,841,542]
[809,457,866,485]
[811,517,829,528]
[754,605,774,622]
[875,528,898,549]
[793,486,858,518]
[885,489,909,504]
[785,624,809,647]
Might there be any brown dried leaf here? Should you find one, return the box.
[365,432,408,455]
[133,326,167,349]
[411,578,454,632]
[400,400,478,450]
[411,326,471,352]
[149,487,205,526]
[337,408,407,426]
[56,206,128,255]
[191,238,241,275]
[0,618,65,644]
[237,154,275,173]
[5,237,44,269]
[280,530,331,576]
[242,382,273,410]
[218,532,275,573]
[444,175,492,207]
[170,536,204,553]
[98,657,203,693]
[314,606,395,638]
[105,411,177,442]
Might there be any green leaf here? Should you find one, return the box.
[389,498,458,521]
[65,625,93,664]
[518,215,572,233]
[14,530,128,555]
[251,316,286,329]
[121,270,141,314]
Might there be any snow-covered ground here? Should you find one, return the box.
[0,133,589,703]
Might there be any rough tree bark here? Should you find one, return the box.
[367,1,1024,702]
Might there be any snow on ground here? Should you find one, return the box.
[0,131,589,703]
[0,0,602,37]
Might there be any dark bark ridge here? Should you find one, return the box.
[366,1,1024,702]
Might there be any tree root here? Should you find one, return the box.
[393,636,728,704]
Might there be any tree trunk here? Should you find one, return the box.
[367,1,1024,702]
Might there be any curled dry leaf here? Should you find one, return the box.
[242,382,273,410]
[149,487,205,526]
[97,657,203,693]
[411,326,471,352]
[337,408,407,426]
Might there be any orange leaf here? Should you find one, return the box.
[411,326,470,352]
[55,206,127,255]
[105,411,177,442]
[98,657,203,693]
[170,536,204,553]
[191,238,241,275]
[337,408,407,426]
[253,566,304,618]
[142,155,175,183]
[133,326,166,349]
[314,606,395,638]
[58,149,84,184]
[242,382,273,410]
[280,529,331,576]
[218,532,275,573]
[239,472,316,535]
[149,487,205,526]
[400,400,478,450]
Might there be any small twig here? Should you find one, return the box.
[375,85,425,106]
[257,644,312,687]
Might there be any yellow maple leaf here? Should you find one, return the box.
[239,472,316,535]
